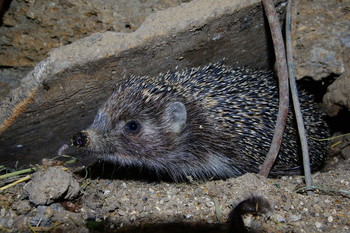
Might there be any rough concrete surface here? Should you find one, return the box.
[0,0,286,167]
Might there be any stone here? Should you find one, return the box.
[292,0,349,81]
[323,73,350,116]
[24,166,80,205]
[0,0,189,67]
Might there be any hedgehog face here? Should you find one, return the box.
[72,75,249,180]
[72,86,193,171]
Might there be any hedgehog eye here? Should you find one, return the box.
[124,120,142,134]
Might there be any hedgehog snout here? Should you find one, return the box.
[72,131,90,147]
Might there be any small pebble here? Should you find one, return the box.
[328,216,333,222]
[243,215,253,227]
[290,214,302,221]
[103,190,111,195]
[206,201,214,207]
[139,211,148,218]
[315,222,322,228]
[130,215,137,221]
[12,200,31,214]
[272,214,286,223]
[118,210,126,216]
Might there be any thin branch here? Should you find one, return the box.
[285,0,314,196]
[259,0,289,177]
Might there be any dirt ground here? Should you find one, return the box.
[1,141,350,233]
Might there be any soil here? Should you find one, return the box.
[1,144,350,233]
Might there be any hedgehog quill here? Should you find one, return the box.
[72,62,329,181]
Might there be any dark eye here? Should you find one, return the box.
[124,120,142,134]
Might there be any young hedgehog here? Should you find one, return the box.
[72,62,329,181]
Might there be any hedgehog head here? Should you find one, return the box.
[72,77,238,180]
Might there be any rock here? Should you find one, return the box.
[292,0,350,115]
[0,0,188,67]
[292,0,349,81]
[0,208,15,229]
[323,73,350,116]
[315,221,323,229]
[0,67,32,99]
[11,200,31,215]
[271,213,286,223]
[24,166,80,205]
[328,216,333,223]
[289,214,302,222]
[0,0,286,167]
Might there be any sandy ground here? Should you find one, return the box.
[1,145,349,233]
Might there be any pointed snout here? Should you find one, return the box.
[72,131,90,147]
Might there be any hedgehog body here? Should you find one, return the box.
[73,62,329,181]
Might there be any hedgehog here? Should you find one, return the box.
[72,62,329,181]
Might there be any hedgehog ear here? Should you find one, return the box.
[163,102,187,133]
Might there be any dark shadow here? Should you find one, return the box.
[293,75,350,134]
[0,0,12,25]
[75,159,180,183]
[88,220,225,233]
[298,75,337,102]
[326,109,350,134]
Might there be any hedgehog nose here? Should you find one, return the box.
[72,131,89,147]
